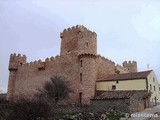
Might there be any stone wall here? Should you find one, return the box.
[96,55,116,80]
[79,55,97,104]
[90,98,149,113]
[12,53,81,104]
[90,99,130,113]
[91,90,150,113]
[130,95,150,112]
[123,61,137,73]
[7,25,98,105]
[96,55,131,80]
[115,64,129,74]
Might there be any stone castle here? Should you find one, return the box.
[7,25,137,104]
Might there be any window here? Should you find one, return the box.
[18,61,22,65]
[150,84,152,90]
[79,92,82,105]
[80,60,83,67]
[80,73,82,81]
[154,86,156,91]
[153,78,155,82]
[112,85,116,90]
[116,80,119,84]
[86,43,88,47]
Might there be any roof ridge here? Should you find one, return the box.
[97,70,153,82]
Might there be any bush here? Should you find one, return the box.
[6,97,51,120]
[38,75,72,104]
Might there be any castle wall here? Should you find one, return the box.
[123,61,137,72]
[7,25,139,105]
[13,53,81,104]
[96,55,116,80]
[115,64,129,74]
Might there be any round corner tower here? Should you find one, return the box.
[60,25,97,104]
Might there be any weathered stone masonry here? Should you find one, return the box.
[7,25,137,104]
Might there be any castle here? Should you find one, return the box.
[7,25,137,104]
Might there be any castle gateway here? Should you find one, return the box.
[7,25,143,104]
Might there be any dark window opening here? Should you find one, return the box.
[18,61,22,65]
[112,85,116,90]
[79,92,82,105]
[153,78,155,82]
[116,80,119,84]
[150,84,152,90]
[68,50,70,53]
[80,60,83,67]
[80,73,82,81]
[154,86,156,91]
[86,43,88,46]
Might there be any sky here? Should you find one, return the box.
[0,0,160,93]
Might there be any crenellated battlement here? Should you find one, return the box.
[97,55,115,65]
[9,53,27,71]
[10,53,26,61]
[60,25,97,38]
[60,25,97,56]
[20,55,61,67]
[123,60,137,65]
[78,53,97,59]
[115,64,129,73]
[122,60,137,72]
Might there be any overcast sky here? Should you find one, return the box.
[0,0,160,93]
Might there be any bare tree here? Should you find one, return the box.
[43,75,72,103]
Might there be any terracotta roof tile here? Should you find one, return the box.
[97,70,152,82]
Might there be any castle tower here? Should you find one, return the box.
[60,25,97,104]
[7,53,26,100]
[77,25,97,104]
[122,61,137,73]
[60,25,97,55]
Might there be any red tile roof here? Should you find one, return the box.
[97,70,152,82]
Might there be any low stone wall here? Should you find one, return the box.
[90,99,130,113]
[52,104,89,113]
